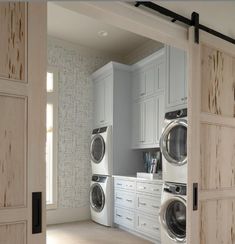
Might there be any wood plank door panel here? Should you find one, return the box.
[187,28,235,244]
[0,3,46,244]
[0,3,26,82]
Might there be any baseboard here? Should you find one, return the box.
[47,206,91,225]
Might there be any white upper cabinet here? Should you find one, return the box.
[93,72,113,128]
[132,95,164,149]
[132,50,165,101]
[166,46,187,110]
[131,49,166,149]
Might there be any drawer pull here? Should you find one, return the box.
[152,205,160,209]
[126,217,132,221]
[153,226,159,230]
[116,197,123,200]
[116,214,122,218]
[139,202,146,206]
[117,183,122,186]
[139,186,146,190]
[141,223,147,226]
[126,199,132,202]
[153,188,159,192]
[140,92,145,96]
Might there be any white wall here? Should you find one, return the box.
[47,36,116,225]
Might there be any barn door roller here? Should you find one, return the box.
[135,1,235,45]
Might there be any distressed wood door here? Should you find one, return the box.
[187,27,235,244]
[0,3,46,244]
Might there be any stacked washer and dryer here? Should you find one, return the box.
[159,109,187,244]
[89,126,113,227]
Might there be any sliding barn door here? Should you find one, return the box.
[0,3,46,244]
[187,27,235,244]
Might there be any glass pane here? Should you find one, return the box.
[91,185,104,211]
[46,104,53,204]
[47,72,54,92]
[166,125,187,162]
[91,137,104,163]
[166,200,186,239]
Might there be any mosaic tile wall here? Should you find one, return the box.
[48,37,112,208]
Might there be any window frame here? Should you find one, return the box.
[46,67,59,210]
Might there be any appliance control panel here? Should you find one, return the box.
[92,126,107,134]
[92,175,107,183]
[164,182,187,195]
[165,108,187,120]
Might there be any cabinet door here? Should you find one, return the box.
[156,60,165,91]
[93,80,105,127]
[132,71,146,100]
[132,101,142,147]
[104,74,113,125]
[166,46,186,108]
[143,97,155,145]
[145,65,155,96]
[156,93,165,143]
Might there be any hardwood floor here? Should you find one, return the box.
[47,221,152,244]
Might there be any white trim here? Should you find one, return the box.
[91,62,130,80]
[131,47,165,71]
[46,67,59,210]
[47,206,91,225]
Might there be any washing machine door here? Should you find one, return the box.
[90,183,105,212]
[90,134,105,164]
[159,196,186,243]
[160,119,187,166]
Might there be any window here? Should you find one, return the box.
[46,68,58,209]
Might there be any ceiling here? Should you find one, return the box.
[48,3,154,56]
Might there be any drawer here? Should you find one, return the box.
[115,190,135,208]
[136,181,162,195]
[136,194,161,215]
[114,178,135,191]
[136,213,160,239]
[114,207,135,229]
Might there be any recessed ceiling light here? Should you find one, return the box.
[98,30,108,37]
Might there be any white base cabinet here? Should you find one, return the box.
[114,176,162,243]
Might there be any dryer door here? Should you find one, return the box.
[160,119,187,166]
[159,196,186,242]
[90,134,105,164]
[90,183,105,212]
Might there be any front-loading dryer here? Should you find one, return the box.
[160,109,187,184]
[159,182,187,244]
[90,175,113,227]
[90,126,112,175]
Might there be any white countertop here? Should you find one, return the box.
[113,174,163,183]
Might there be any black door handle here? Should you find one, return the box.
[193,183,198,211]
[32,192,42,234]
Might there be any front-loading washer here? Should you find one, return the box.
[160,108,187,184]
[90,175,113,227]
[159,182,187,244]
[90,126,112,175]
